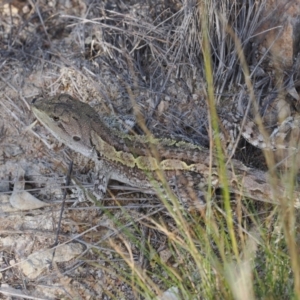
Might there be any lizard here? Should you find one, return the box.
[30,94,300,210]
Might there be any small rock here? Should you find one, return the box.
[156,287,180,300]
[19,243,84,279]
[10,191,50,210]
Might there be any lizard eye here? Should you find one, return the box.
[52,116,59,122]
[73,136,81,142]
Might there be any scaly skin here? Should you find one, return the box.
[31,94,300,208]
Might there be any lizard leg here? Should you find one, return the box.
[166,171,208,211]
[93,160,155,200]
[93,160,113,200]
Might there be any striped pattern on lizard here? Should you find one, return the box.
[31,94,300,209]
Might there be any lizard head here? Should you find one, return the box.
[31,94,98,158]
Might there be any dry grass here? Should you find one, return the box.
[0,0,300,299]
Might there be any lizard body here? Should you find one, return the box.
[31,94,300,209]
